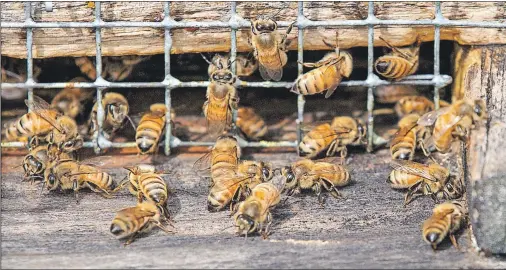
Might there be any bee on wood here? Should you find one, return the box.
[43,157,124,203]
[390,113,431,160]
[388,160,451,206]
[236,107,268,141]
[249,15,294,81]
[87,92,134,141]
[193,135,241,184]
[50,77,94,119]
[124,164,171,220]
[282,159,350,204]
[299,116,367,159]
[291,32,353,98]
[4,95,83,153]
[422,201,467,250]
[374,85,419,104]
[75,56,150,82]
[417,99,487,154]
[201,54,239,136]
[110,201,175,246]
[207,53,258,78]
[375,36,421,81]
[232,175,284,238]
[135,103,168,155]
[394,96,450,118]
[21,144,74,183]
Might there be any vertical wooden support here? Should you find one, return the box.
[452,44,506,254]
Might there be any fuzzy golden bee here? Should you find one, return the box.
[282,159,350,204]
[4,95,83,152]
[422,201,466,250]
[232,176,284,238]
[390,113,431,160]
[388,160,451,206]
[124,164,171,220]
[193,135,241,183]
[88,92,132,141]
[207,53,258,78]
[249,17,294,81]
[394,96,450,118]
[201,55,239,136]
[75,56,149,82]
[236,107,268,140]
[291,33,353,98]
[110,201,174,246]
[299,116,366,159]
[135,103,168,155]
[375,36,421,80]
[417,99,487,154]
[50,77,94,119]
[21,145,74,183]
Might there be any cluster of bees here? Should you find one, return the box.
[1,14,489,249]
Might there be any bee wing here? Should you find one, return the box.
[78,155,114,167]
[211,174,254,193]
[25,95,64,133]
[389,160,437,182]
[394,123,418,138]
[193,152,212,178]
[259,64,283,82]
[207,119,228,137]
[417,107,452,126]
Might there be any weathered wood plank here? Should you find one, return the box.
[2,2,506,58]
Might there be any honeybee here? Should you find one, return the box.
[422,201,466,250]
[110,201,174,246]
[75,56,150,81]
[388,160,450,206]
[5,95,83,152]
[394,96,450,118]
[375,36,421,80]
[291,33,353,98]
[232,175,284,238]
[249,17,294,81]
[282,159,350,204]
[299,116,367,159]
[135,103,168,155]
[207,53,258,78]
[124,164,171,219]
[88,92,132,140]
[417,99,487,153]
[236,107,268,140]
[21,145,74,183]
[50,77,94,119]
[43,157,124,202]
[390,113,431,160]
[193,134,241,183]
[201,55,239,136]
[374,85,419,104]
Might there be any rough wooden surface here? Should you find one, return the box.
[453,44,506,254]
[2,151,506,268]
[3,2,506,58]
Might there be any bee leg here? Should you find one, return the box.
[313,183,325,207]
[326,140,338,157]
[403,182,423,207]
[229,187,243,213]
[449,233,461,251]
[137,190,143,204]
[73,180,80,204]
[86,183,113,199]
[123,232,139,246]
[279,21,295,50]
[261,212,273,240]
[340,147,348,162]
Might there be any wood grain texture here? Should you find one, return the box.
[2,151,506,268]
[3,2,506,58]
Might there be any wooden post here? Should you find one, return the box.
[452,44,506,254]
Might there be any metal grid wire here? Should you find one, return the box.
[4,1,493,155]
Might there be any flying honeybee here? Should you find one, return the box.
[201,54,239,136]
[282,159,350,204]
[50,77,94,119]
[75,56,150,82]
[249,16,294,81]
[21,145,73,183]
[388,160,451,206]
[88,92,133,141]
[135,103,168,155]
[110,201,174,246]
[236,107,268,141]
[390,113,431,160]
[232,175,284,238]
[422,201,466,250]
[124,164,171,220]
[4,95,83,152]
[417,99,487,153]
[207,53,258,78]
[394,96,450,118]
[43,157,124,202]
[374,85,419,104]
[374,36,421,80]
[193,135,241,183]
[299,116,367,159]
[291,32,353,98]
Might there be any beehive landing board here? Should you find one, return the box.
[1,151,505,269]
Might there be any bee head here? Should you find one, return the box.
[235,214,256,235]
[45,169,58,190]
[261,162,273,180]
[251,18,277,34]
[211,69,235,84]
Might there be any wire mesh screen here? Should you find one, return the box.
[4,1,490,155]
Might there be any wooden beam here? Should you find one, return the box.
[2,2,506,58]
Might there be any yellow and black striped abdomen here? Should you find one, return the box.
[111,210,152,239]
[375,56,416,80]
[387,170,422,189]
[139,173,168,205]
[135,113,166,154]
[390,128,417,160]
[80,167,115,192]
[316,163,350,187]
[5,111,54,141]
[128,174,140,196]
[294,65,340,96]
[422,213,451,247]
[299,124,338,158]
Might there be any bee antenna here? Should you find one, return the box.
[200,53,213,66]
[269,2,289,21]
[125,115,137,131]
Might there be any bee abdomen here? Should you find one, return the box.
[375,57,413,79]
[139,174,168,204]
[388,170,420,189]
[390,132,416,160]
